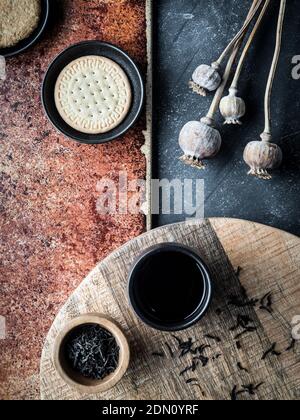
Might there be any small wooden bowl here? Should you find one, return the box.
[53,314,130,394]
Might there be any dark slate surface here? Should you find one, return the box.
[152,0,300,236]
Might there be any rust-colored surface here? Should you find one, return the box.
[0,0,146,400]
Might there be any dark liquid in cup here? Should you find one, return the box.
[133,250,205,324]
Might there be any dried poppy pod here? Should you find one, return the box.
[219,88,246,125]
[179,117,222,169]
[243,133,283,180]
[243,0,286,180]
[189,62,222,97]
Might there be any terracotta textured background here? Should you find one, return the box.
[0,0,146,400]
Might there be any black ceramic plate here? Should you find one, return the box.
[42,41,144,144]
[0,0,50,58]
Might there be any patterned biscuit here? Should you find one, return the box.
[54,56,132,135]
[0,0,41,48]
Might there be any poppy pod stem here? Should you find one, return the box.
[244,0,286,179]
[216,0,263,66]
[231,0,271,92]
[220,0,271,125]
[264,0,286,137]
[190,0,262,96]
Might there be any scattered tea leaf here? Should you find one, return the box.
[165,342,174,358]
[205,334,222,343]
[242,382,264,395]
[231,386,246,401]
[286,339,296,352]
[228,295,259,308]
[193,354,209,367]
[152,352,165,358]
[259,292,274,314]
[191,344,211,355]
[236,341,242,350]
[180,360,199,376]
[231,315,257,340]
[230,315,254,331]
[235,267,242,277]
[172,335,183,346]
[237,362,249,373]
[186,378,198,384]
[231,383,264,400]
[262,343,281,360]
[234,326,257,340]
[172,336,197,357]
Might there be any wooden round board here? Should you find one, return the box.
[40,219,300,400]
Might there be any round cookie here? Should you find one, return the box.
[54,56,132,135]
[0,0,41,49]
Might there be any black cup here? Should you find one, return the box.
[128,243,212,331]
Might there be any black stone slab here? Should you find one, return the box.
[152,0,300,235]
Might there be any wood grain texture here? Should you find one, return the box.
[40,219,300,400]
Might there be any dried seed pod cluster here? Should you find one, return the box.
[179,0,256,170]
[179,0,286,180]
